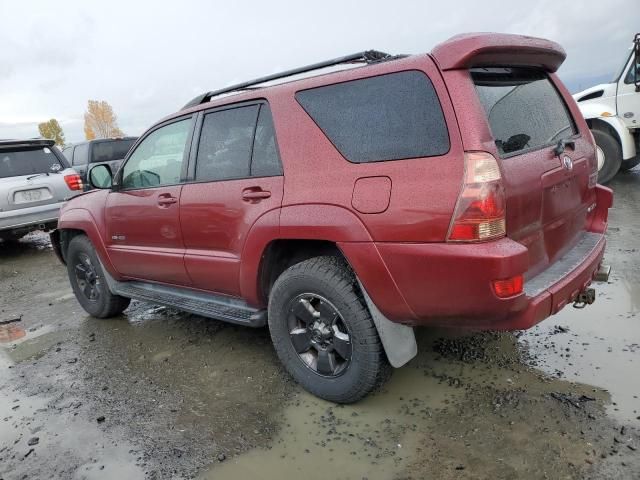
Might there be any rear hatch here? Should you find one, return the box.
[470,67,597,277]
[0,143,76,212]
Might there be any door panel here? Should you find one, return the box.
[180,177,283,295]
[105,186,191,285]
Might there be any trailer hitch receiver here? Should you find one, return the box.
[573,287,596,309]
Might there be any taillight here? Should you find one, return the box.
[492,275,524,298]
[64,174,83,191]
[447,152,506,242]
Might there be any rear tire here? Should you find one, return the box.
[66,235,130,318]
[268,256,390,403]
[592,129,622,184]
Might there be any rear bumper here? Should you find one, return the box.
[372,231,606,330]
[0,202,63,232]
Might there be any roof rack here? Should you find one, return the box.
[182,50,396,110]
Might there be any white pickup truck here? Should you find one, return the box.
[574,33,640,183]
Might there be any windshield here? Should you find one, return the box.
[471,67,576,158]
[90,139,136,164]
[0,147,65,179]
[612,48,633,84]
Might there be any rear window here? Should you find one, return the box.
[471,67,576,157]
[90,139,136,163]
[295,70,450,163]
[0,147,65,179]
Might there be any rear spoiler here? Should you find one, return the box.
[431,33,566,72]
[0,138,56,150]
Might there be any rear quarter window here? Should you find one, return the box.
[295,70,450,163]
[471,67,576,157]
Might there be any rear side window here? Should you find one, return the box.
[471,67,576,157]
[196,105,259,182]
[251,104,282,177]
[0,147,64,178]
[295,71,450,163]
[90,139,136,163]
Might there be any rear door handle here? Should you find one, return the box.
[157,194,178,206]
[242,188,271,201]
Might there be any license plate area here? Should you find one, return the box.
[13,188,52,204]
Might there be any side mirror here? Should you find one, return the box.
[88,164,113,189]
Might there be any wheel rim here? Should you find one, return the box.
[596,145,605,172]
[74,253,100,302]
[287,293,352,377]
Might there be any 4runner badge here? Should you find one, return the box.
[562,155,573,171]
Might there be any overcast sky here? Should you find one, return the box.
[0,0,637,143]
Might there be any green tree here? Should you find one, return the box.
[38,119,66,147]
[83,100,125,140]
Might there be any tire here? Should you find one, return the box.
[268,256,390,403]
[592,129,622,184]
[66,235,130,318]
[620,155,640,172]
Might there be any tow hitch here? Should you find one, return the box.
[573,287,596,309]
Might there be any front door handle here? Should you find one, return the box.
[242,188,271,201]
[157,194,178,206]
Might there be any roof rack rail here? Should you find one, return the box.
[182,50,396,110]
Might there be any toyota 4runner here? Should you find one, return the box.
[51,33,613,403]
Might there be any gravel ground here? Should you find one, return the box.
[1,170,639,479]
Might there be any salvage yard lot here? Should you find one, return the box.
[1,170,639,480]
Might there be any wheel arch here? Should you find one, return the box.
[588,117,637,160]
[56,208,121,279]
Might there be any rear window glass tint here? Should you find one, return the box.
[295,71,450,163]
[0,147,64,178]
[90,139,136,163]
[471,67,576,157]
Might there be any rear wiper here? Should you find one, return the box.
[26,172,50,180]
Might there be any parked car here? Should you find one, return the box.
[62,137,137,188]
[51,33,612,403]
[0,139,83,241]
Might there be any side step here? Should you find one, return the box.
[109,280,267,328]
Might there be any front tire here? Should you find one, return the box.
[620,155,640,172]
[66,235,130,318]
[268,256,390,403]
[592,128,622,184]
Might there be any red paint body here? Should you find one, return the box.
[56,33,612,330]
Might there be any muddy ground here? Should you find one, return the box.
[1,171,639,480]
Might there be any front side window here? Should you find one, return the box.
[122,119,191,189]
[295,71,450,163]
[623,55,640,84]
[471,67,576,157]
[195,105,259,182]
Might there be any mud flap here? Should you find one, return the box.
[358,280,417,368]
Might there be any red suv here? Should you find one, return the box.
[52,33,612,403]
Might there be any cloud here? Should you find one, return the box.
[0,0,637,142]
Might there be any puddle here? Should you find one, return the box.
[521,275,640,427]
[199,329,618,480]
[0,375,146,480]
[199,362,454,480]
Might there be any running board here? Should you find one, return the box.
[105,276,266,327]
